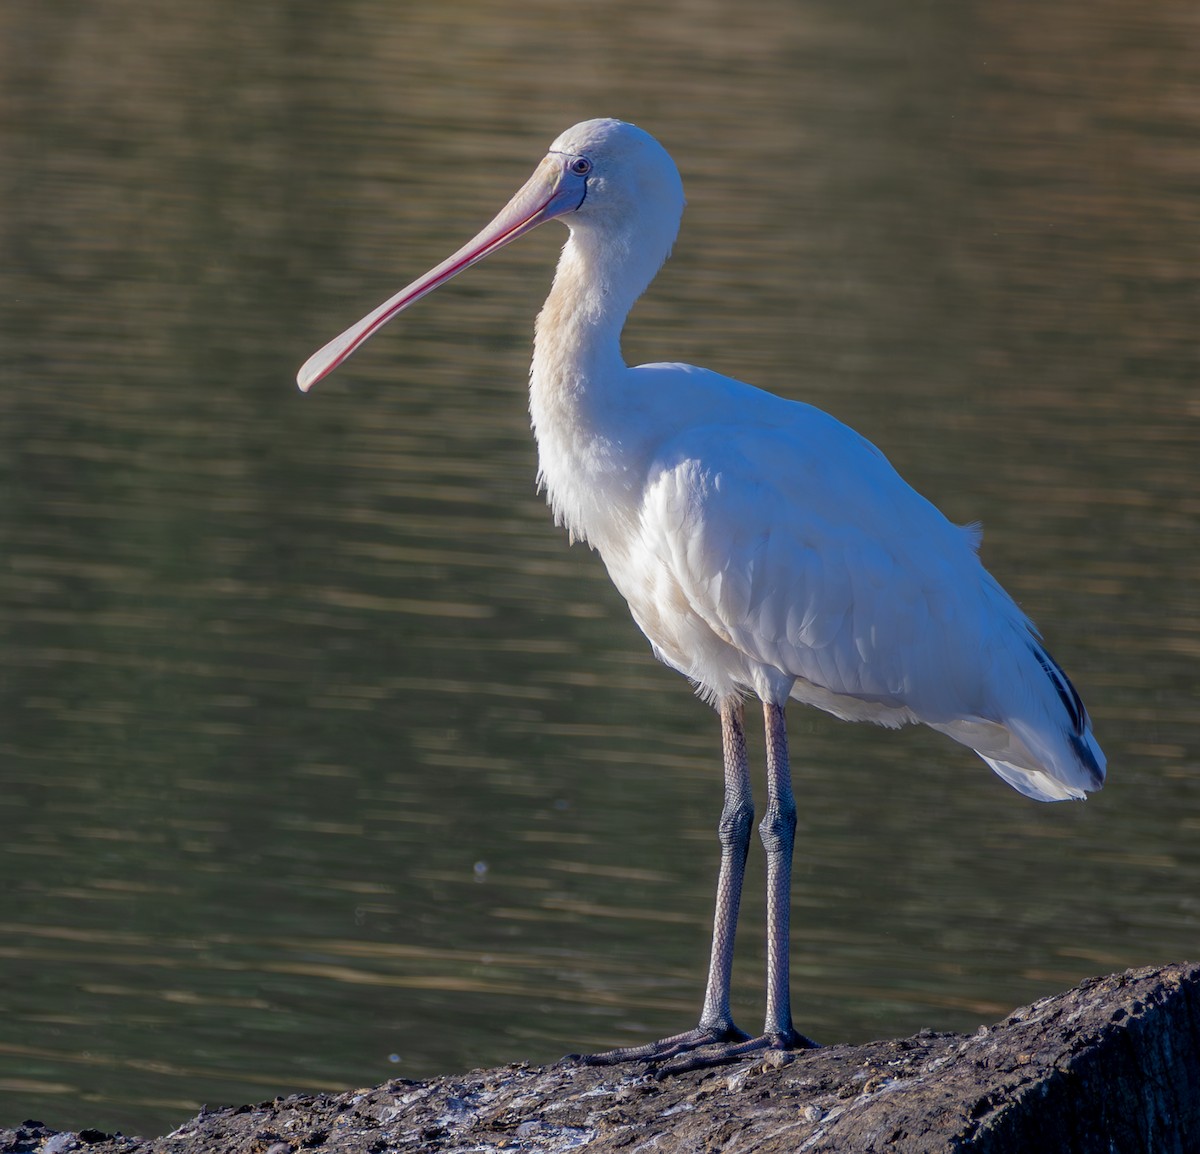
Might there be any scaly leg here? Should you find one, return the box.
[574,698,753,1064]
[651,700,817,1074]
[760,699,809,1044]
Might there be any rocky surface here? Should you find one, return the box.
[4,962,1198,1153]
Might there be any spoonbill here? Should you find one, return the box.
[297,118,1105,1070]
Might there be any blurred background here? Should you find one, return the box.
[1,0,1197,1137]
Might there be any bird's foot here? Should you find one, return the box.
[564,1023,751,1067]
[647,1026,819,1078]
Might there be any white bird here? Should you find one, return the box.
[298,118,1105,1071]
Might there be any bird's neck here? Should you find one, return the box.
[532,232,632,391]
[528,228,652,544]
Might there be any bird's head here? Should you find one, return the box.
[545,119,685,242]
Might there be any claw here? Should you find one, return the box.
[650,1028,819,1077]
[570,1023,752,1067]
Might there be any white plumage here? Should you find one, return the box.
[299,117,1105,1067]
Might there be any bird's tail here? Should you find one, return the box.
[979,728,1105,802]
[933,642,1106,803]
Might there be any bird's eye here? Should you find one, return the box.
[570,157,592,176]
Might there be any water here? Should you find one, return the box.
[2,0,1198,1136]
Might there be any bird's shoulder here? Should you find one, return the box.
[630,364,958,554]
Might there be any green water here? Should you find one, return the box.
[2,0,1197,1135]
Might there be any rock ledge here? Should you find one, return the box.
[5,962,1197,1153]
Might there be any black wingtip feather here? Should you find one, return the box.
[1030,643,1087,734]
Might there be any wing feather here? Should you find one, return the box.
[599,365,1103,801]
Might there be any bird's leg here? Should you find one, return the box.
[758,700,813,1047]
[572,698,753,1066]
[651,701,817,1075]
[696,697,754,1037]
